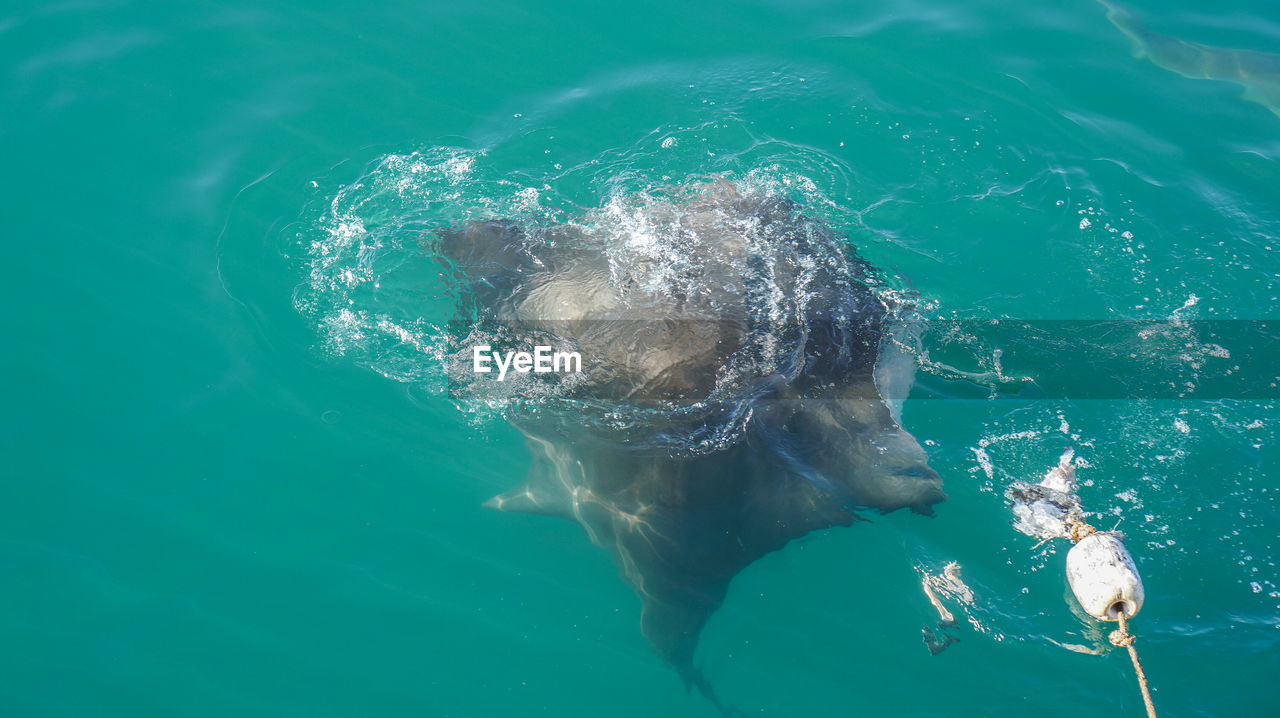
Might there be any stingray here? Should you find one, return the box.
[1100,0,1280,118]
[437,180,945,713]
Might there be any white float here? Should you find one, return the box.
[1066,531,1144,620]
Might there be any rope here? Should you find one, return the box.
[1108,613,1157,718]
[1067,520,1097,543]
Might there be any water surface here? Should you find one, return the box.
[3,1,1278,716]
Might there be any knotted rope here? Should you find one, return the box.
[1067,520,1097,543]
[1108,612,1157,718]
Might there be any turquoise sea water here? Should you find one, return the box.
[4,1,1279,716]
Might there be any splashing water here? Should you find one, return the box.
[292,146,916,453]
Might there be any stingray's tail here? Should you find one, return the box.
[640,594,746,716]
[678,664,748,718]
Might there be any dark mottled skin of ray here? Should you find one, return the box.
[436,183,945,712]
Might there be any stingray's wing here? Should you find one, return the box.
[436,221,531,278]
[437,220,589,279]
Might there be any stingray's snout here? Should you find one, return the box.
[894,463,947,515]
[839,456,945,516]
